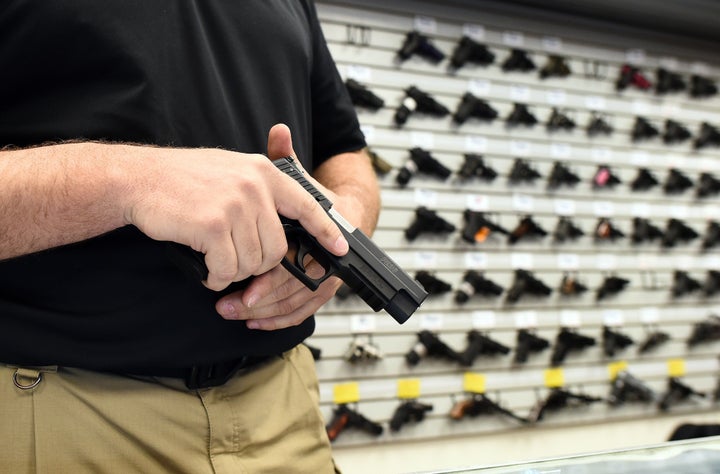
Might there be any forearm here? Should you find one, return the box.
[0,142,134,260]
[312,148,380,237]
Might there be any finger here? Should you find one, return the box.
[249,211,289,276]
[267,123,296,161]
[203,233,241,291]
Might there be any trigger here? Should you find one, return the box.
[295,243,311,272]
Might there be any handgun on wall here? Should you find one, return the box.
[529,388,603,423]
[170,156,427,325]
[326,404,384,442]
[390,400,434,432]
[450,393,529,424]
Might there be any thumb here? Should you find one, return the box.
[267,123,297,161]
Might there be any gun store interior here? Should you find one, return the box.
[314,0,720,472]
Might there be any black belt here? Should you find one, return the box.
[130,355,277,390]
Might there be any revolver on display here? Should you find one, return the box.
[172,156,428,325]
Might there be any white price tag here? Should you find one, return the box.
[591,147,612,162]
[626,48,646,64]
[704,255,720,270]
[550,142,572,158]
[413,188,438,207]
[410,131,435,149]
[585,96,606,110]
[557,253,580,270]
[659,57,678,70]
[554,199,576,216]
[631,202,651,217]
[704,206,720,219]
[511,253,534,269]
[691,62,709,75]
[472,311,496,329]
[463,24,485,41]
[414,16,437,34]
[630,151,649,165]
[419,312,444,330]
[603,309,624,326]
[670,205,688,219]
[674,256,692,270]
[632,101,650,114]
[466,194,489,211]
[359,124,375,143]
[542,36,563,52]
[660,102,680,117]
[546,89,566,105]
[667,155,686,168]
[637,254,658,270]
[593,201,615,216]
[515,311,538,328]
[510,140,531,155]
[640,307,660,324]
[345,64,372,82]
[464,252,488,269]
[464,135,487,152]
[510,85,530,101]
[468,78,491,96]
[596,254,617,269]
[560,310,581,327]
[513,193,534,211]
[350,314,377,333]
[414,251,438,268]
[502,31,524,47]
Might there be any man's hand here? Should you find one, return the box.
[123,125,348,291]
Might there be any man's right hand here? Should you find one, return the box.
[122,142,348,291]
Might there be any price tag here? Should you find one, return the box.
[397,379,421,399]
[544,368,565,388]
[703,206,720,219]
[667,155,687,168]
[469,78,491,96]
[414,251,438,268]
[550,142,572,158]
[510,140,531,155]
[667,358,686,377]
[631,203,651,218]
[512,193,534,211]
[542,36,563,52]
[414,16,437,34]
[345,64,372,82]
[608,361,629,381]
[659,57,679,70]
[626,48,646,64]
[637,254,658,270]
[593,201,615,216]
[546,89,566,105]
[464,252,488,269]
[704,255,720,270]
[463,372,486,394]
[661,102,680,117]
[502,31,524,47]
[630,151,649,165]
[602,309,624,326]
[463,24,485,41]
[669,205,688,219]
[560,310,581,327]
[511,253,534,269]
[591,147,612,162]
[465,135,487,152]
[333,382,360,405]
[410,131,435,149]
[674,256,692,271]
[350,314,377,333]
[510,85,530,101]
[514,311,538,328]
[595,254,617,269]
[360,124,375,143]
[585,96,606,110]
[413,188,438,207]
[632,101,650,114]
[419,312,444,330]
[554,199,576,216]
[557,253,580,270]
[640,307,660,324]
[691,62,709,75]
[466,194,489,211]
[472,311,496,329]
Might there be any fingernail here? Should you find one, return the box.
[246,293,259,308]
[220,302,237,319]
[335,236,349,253]
[247,320,260,330]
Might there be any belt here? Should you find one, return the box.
[130,355,277,390]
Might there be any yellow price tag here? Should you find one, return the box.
[463,372,486,394]
[608,360,628,380]
[544,368,564,388]
[667,358,686,377]
[333,382,360,405]
[397,379,421,399]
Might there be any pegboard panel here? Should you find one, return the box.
[312,1,720,447]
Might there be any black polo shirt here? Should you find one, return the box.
[0,0,364,371]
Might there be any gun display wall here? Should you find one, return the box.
[313,1,720,446]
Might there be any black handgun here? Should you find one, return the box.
[702,221,720,250]
[461,210,508,244]
[690,75,718,98]
[602,326,634,358]
[450,393,529,424]
[655,68,686,94]
[529,388,603,423]
[694,122,720,149]
[513,328,550,364]
[449,36,495,70]
[326,404,384,441]
[454,270,504,303]
[345,78,385,111]
[671,270,702,298]
[172,157,427,325]
[658,378,705,412]
[696,172,720,199]
[390,400,433,432]
[630,167,659,191]
[458,330,510,366]
[608,371,655,406]
[662,119,692,144]
[551,327,596,366]
[632,116,660,141]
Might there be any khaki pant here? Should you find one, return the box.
[0,346,337,474]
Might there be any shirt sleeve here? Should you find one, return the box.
[304,1,367,167]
